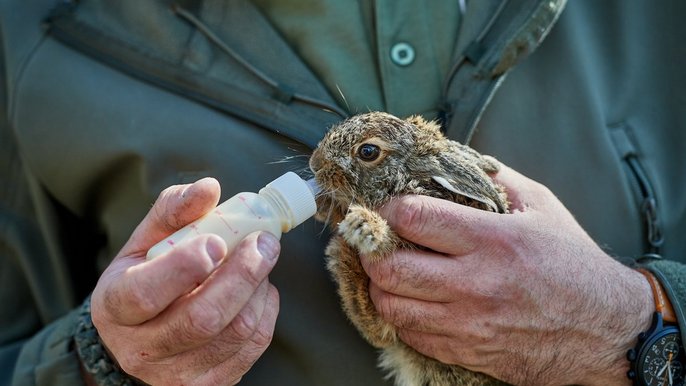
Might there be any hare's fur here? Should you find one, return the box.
[310,112,509,386]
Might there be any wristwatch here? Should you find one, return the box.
[627,268,684,386]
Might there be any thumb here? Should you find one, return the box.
[119,177,221,257]
[492,163,552,212]
[376,164,540,255]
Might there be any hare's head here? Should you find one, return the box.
[310,112,507,224]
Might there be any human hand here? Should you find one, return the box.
[90,178,280,385]
[363,164,654,385]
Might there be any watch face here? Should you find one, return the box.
[638,327,685,386]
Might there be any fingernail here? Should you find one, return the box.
[205,235,227,264]
[257,232,280,261]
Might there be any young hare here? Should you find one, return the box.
[309,112,510,386]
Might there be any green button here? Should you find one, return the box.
[390,42,415,66]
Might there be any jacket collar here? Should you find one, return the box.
[442,0,567,143]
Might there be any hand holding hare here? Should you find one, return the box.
[310,112,653,386]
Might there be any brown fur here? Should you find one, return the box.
[310,112,509,386]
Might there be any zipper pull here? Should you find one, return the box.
[641,196,664,254]
[610,126,665,259]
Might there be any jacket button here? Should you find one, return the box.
[390,42,415,66]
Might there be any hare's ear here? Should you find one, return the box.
[431,175,499,212]
[405,115,443,142]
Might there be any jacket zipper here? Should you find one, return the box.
[625,154,664,257]
[610,125,664,258]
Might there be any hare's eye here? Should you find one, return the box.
[357,144,381,161]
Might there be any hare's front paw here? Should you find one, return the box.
[338,205,398,262]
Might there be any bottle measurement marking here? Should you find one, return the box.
[215,209,239,234]
[165,224,200,249]
[146,172,315,261]
[239,195,262,219]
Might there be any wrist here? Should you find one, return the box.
[580,265,654,386]
[73,295,141,386]
[78,358,100,386]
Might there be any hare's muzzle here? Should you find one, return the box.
[309,150,323,173]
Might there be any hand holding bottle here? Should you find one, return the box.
[89,178,282,385]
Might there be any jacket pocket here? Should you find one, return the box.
[609,124,664,257]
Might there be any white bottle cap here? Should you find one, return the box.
[262,172,318,229]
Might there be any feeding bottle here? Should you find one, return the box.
[146,172,319,260]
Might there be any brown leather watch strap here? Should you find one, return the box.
[637,268,677,323]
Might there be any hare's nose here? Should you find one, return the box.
[309,151,322,171]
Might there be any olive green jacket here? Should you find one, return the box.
[1,1,685,385]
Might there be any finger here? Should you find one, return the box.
[195,284,280,386]
[147,231,280,355]
[217,279,271,353]
[94,234,227,326]
[142,280,274,383]
[397,329,491,373]
[361,249,460,302]
[378,195,514,255]
[121,177,221,257]
[368,281,456,334]
[372,285,504,346]
[491,164,552,212]
[362,249,521,318]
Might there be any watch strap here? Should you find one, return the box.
[74,295,140,385]
[637,268,677,323]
